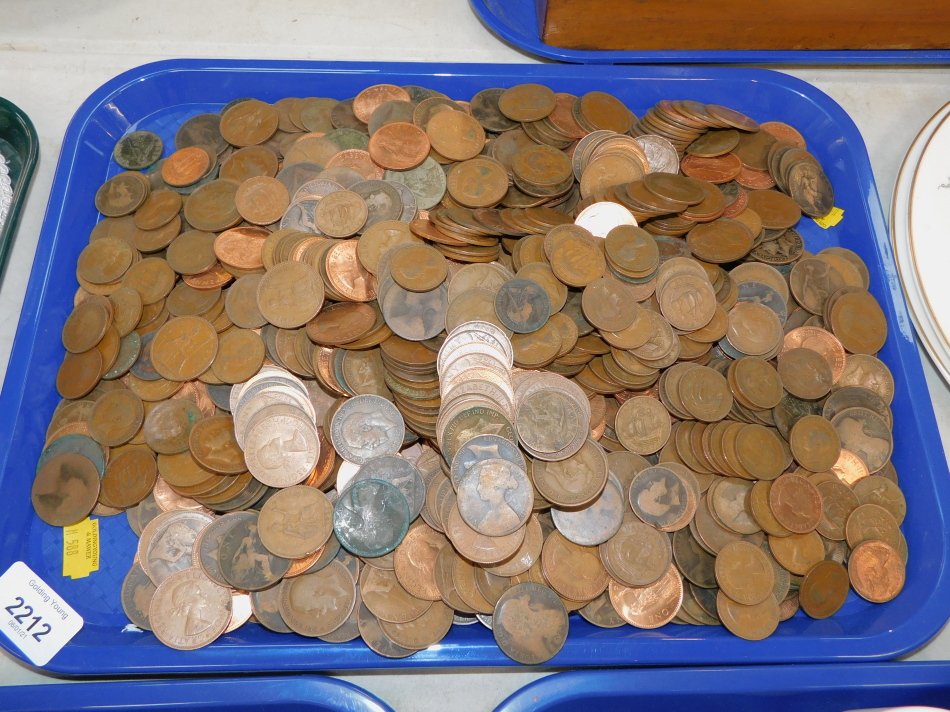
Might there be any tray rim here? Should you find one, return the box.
[1,58,948,675]
[470,0,950,65]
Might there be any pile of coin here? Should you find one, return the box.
[31,82,907,662]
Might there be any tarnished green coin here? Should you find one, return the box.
[333,478,410,558]
[114,130,164,170]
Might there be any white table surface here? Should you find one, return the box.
[2,2,950,710]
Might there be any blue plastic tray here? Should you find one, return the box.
[0,59,947,674]
[471,0,950,64]
[494,662,950,712]
[0,676,394,712]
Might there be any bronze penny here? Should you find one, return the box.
[768,473,821,534]
[368,122,430,171]
[314,191,368,238]
[189,415,246,475]
[493,582,568,664]
[257,261,325,328]
[768,531,825,575]
[150,316,219,382]
[426,110,486,162]
[379,600,454,650]
[214,226,268,270]
[235,176,289,225]
[76,238,135,285]
[220,99,279,147]
[100,449,157,509]
[211,328,266,384]
[353,84,412,124]
[32,453,101,526]
[390,244,447,293]
[829,290,888,355]
[799,560,849,619]
[162,147,211,187]
[499,85,557,123]
[360,565,431,623]
[608,565,683,629]
[62,300,111,353]
[816,480,860,541]
[95,172,149,217]
[845,503,901,551]
[681,153,742,184]
[853,475,906,525]
[778,347,833,400]
[393,523,448,602]
[789,415,841,473]
[150,568,231,650]
[122,257,176,305]
[144,399,203,455]
[716,590,779,641]
[541,530,609,601]
[88,389,145,447]
[258,486,333,559]
[715,540,775,606]
[849,540,905,603]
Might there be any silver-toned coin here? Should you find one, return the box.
[330,395,405,465]
[144,510,214,586]
[292,178,344,202]
[634,135,680,174]
[350,179,403,230]
[457,458,533,537]
[280,196,322,233]
[193,511,253,587]
[629,466,690,530]
[551,473,625,546]
[349,455,425,521]
[380,281,448,342]
[384,156,446,210]
[388,179,418,222]
[121,562,156,631]
[450,434,526,489]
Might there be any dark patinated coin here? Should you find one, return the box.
[333,478,411,558]
[121,562,157,631]
[494,278,551,334]
[218,512,292,591]
[32,453,100,527]
[114,130,164,170]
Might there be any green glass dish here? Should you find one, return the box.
[0,97,38,281]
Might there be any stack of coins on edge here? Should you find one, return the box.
[32,83,905,660]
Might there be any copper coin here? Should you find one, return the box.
[426,110,486,162]
[681,153,742,184]
[714,540,775,606]
[829,290,888,355]
[393,523,449,602]
[189,414,246,475]
[258,486,333,559]
[150,568,231,650]
[32,453,101,526]
[368,122,430,171]
[849,540,905,603]
[789,415,841,473]
[220,99,279,147]
[353,84,412,124]
[769,473,821,534]
[257,261,325,328]
[716,589,779,641]
[799,560,849,619]
[62,300,111,353]
[608,565,683,629]
[313,190,368,238]
[88,389,145,447]
[778,347,834,400]
[162,147,211,187]
[235,176,289,225]
[493,582,568,664]
[498,85,557,123]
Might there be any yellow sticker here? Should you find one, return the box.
[62,518,99,579]
[813,207,844,229]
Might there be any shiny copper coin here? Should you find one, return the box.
[353,84,412,124]
[608,565,683,629]
[368,122,430,171]
[849,540,905,603]
[162,147,211,187]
